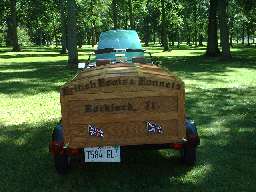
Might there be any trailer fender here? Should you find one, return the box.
[185,118,200,146]
[49,124,64,155]
[52,124,64,143]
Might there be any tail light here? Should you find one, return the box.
[49,141,81,156]
[170,143,183,150]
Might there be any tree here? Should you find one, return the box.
[218,0,231,58]
[0,0,254,51]
[161,0,169,51]
[59,0,67,54]
[238,0,256,46]
[112,0,118,28]
[67,0,78,67]
[206,0,220,56]
[6,0,20,51]
[128,0,135,29]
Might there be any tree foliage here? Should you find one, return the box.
[0,0,255,56]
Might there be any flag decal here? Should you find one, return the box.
[88,124,104,138]
[146,121,163,134]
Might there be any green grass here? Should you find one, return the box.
[0,45,256,192]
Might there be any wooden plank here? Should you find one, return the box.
[70,63,178,84]
[70,112,178,124]
[68,96,178,124]
[66,90,179,101]
[67,120,179,148]
[70,74,178,88]
[62,75,183,95]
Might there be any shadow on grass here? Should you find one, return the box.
[186,87,256,127]
[1,84,256,192]
[0,46,256,191]
[0,60,77,95]
[157,50,256,82]
[0,46,95,54]
[0,53,65,59]
[185,86,256,191]
[0,47,61,53]
[0,121,195,192]
[0,49,93,60]
[0,46,255,97]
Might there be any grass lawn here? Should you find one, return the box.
[0,45,256,192]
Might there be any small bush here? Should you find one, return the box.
[18,27,33,46]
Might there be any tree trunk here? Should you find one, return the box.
[112,0,118,29]
[194,30,198,47]
[96,31,100,42]
[187,32,191,46]
[7,0,20,51]
[161,0,169,51]
[229,17,233,47]
[91,27,96,47]
[67,0,78,67]
[218,0,231,58]
[177,30,180,48]
[153,30,156,44]
[206,0,220,57]
[247,25,250,46]
[60,0,67,54]
[6,18,12,46]
[90,0,96,47]
[86,32,91,45]
[242,24,245,45]
[124,12,129,29]
[198,34,203,46]
[144,17,150,47]
[236,29,239,44]
[128,0,134,29]
[55,32,58,48]
[36,24,43,46]
[230,33,233,47]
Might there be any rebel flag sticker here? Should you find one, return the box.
[88,124,104,138]
[146,121,163,134]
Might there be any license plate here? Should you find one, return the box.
[84,146,121,162]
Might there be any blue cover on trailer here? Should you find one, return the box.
[96,30,144,63]
[97,30,142,50]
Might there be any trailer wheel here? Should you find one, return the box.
[54,154,71,175]
[181,145,196,166]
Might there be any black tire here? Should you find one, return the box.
[54,154,71,175]
[181,144,197,166]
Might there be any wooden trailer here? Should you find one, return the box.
[49,30,199,174]
[60,63,186,149]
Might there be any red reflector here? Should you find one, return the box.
[171,143,183,150]
[67,148,81,156]
[49,141,64,155]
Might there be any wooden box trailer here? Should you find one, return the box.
[49,30,199,174]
